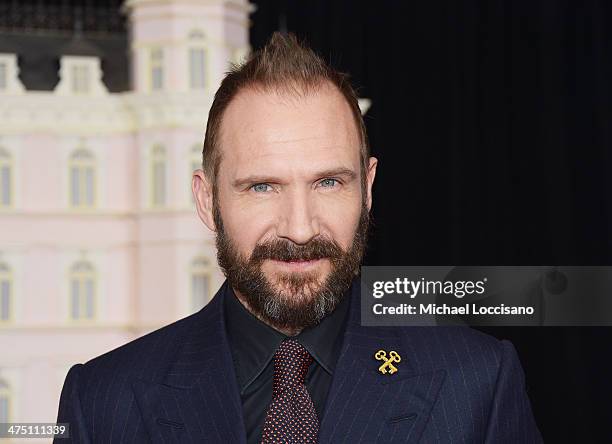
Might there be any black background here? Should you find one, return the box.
[251,1,612,442]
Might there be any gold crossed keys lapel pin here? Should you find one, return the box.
[374,350,402,375]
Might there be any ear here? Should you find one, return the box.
[192,169,217,232]
[365,156,378,212]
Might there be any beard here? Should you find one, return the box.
[213,197,370,333]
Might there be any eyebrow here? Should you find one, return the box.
[231,167,358,188]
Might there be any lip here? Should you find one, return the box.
[269,258,324,270]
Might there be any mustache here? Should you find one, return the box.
[250,237,345,263]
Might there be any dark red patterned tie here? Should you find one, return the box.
[261,338,319,443]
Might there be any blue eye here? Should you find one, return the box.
[319,178,338,188]
[252,183,272,193]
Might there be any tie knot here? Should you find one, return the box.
[272,339,313,390]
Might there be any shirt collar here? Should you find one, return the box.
[224,280,353,394]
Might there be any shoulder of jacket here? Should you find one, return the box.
[77,308,206,383]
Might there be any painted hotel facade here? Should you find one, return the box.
[0,0,252,428]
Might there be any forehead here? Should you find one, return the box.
[217,83,361,177]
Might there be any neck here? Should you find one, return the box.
[232,287,302,336]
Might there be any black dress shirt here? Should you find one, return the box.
[224,283,351,444]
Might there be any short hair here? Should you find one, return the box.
[201,32,370,192]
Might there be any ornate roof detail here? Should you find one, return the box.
[0,1,126,37]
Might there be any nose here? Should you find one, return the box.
[276,187,320,245]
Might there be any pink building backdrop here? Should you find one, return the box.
[0,0,253,436]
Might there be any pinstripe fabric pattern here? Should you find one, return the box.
[55,279,543,443]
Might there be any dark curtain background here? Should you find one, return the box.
[251,1,612,442]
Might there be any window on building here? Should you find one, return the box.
[191,257,211,312]
[0,62,6,90]
[71,65,90,94]
[188,30,206,90]
[189,48,206,90]
[0,148,12,207]
[150,48,164,91]
[151,145,167,207]
[0,262,11,322]
[0,378,10,422]
[69,149,95,208]
[69,260,96,320]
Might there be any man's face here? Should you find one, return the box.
[194,83,377,332]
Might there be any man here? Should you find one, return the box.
[56,33,542,443]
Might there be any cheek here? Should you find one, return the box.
[320,199,362,248]
[220,202,274,256]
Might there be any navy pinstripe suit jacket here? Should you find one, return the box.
[55,279,543,443]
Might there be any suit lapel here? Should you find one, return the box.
[129,278,445,443]
[320,281,446,443]
[131,282,247,444]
